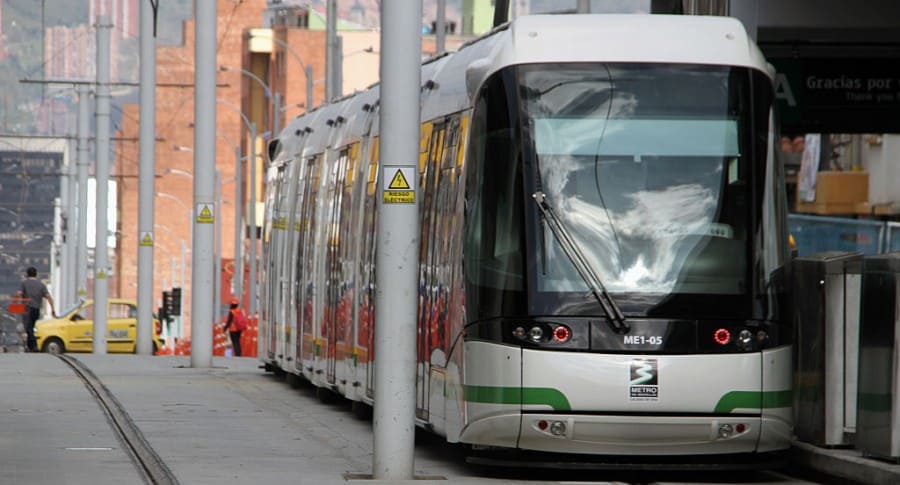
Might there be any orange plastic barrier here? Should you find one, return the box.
[174,339,191,356]
[239,315,259,358]
[214,319,228,356]
[162,315,261,358]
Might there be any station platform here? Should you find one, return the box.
[1,353,899,484]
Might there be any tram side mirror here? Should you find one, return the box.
[267,138,281,164]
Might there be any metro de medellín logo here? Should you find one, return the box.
[629,359,659,401]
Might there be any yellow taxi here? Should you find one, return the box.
[35,298,164,354]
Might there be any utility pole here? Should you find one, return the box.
[136,0,157,355]
[232,146,243,302]
[76,84,90,301]
[326,0,340,101]
[93,15,112,355]
[66,140,77,307]
[214,169,222,323]
[248,122,258,318]
[373,0,421,479]
[191,0,216,368]
[436,0,446,55]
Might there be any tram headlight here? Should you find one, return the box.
[494,320,588,349]
[736,329,754,351]
[718,423,734,439]
[549,421,567,436]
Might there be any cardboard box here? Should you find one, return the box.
[795,171,869,215]
[815,171,868,204]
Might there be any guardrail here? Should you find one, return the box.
[788,214,896,256]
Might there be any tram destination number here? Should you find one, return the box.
[623,335,663,346]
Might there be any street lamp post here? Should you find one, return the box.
[247,31,314,114]
[163,160,227,324]
[215,98,260,317]
[156,191,191,214]
[219,65,282,135]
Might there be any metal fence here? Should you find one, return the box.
[788,214,896,257]
[887,222,900,253]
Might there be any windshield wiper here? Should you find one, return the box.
[532,191,629,334]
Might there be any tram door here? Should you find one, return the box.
[417,122,446,419]
[325,149,350,384]
[334,147,359,383]
[362,140,380,397]
[268,166,288,360]
[298,156,321,372]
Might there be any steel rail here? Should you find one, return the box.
[55,354,179,485]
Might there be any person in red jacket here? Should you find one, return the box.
[223,297,247,357]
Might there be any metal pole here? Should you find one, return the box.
[273,92,281,137]
[248,122,258,317]
[373,0,421,479]
[65,141,77,307]
[136,0,157,355]
[577,0,591,13]
[57,161,70,307]
[232,147,243,301]
[305,66,313,111]
[326,0,337,101]
[180,239,186,339]
[93,15,112,355]
[214,169,222,323]
[76,84,90,300]
[436,0,446,55]
[52,195,63,306]
[191,0,216,368]
[334,35,343,99]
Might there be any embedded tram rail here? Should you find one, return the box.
[54,354,179,485]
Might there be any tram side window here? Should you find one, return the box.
[465,71,526,303]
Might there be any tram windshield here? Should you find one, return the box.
[523,64,753,305]
[465,62,784,320]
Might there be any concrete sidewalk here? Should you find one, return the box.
[3,353,900,484]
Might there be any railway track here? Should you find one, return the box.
[55,354,179,485]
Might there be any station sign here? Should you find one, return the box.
[768,55,900,133]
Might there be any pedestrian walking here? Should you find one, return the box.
[16,267,56,352]
[223,297,247,357]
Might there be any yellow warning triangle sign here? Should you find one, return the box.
[140,233,153,246]
[388,169,411,190]
[200,206,213,218]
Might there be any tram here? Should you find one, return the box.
[259,14,793,466]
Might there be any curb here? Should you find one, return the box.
[790,441,900,485]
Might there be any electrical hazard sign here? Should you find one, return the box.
[383,166,415,204]
[196,203,214,223]
[139,232,154,247]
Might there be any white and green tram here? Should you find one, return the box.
[259,13,793,468]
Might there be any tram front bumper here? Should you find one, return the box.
[461,412,792,455]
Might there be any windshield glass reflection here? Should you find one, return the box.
[523,64,748,296]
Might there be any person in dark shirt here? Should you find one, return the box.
[17,267,56,352]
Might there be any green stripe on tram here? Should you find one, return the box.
[464,385,572,411]
[714,390,792,413]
